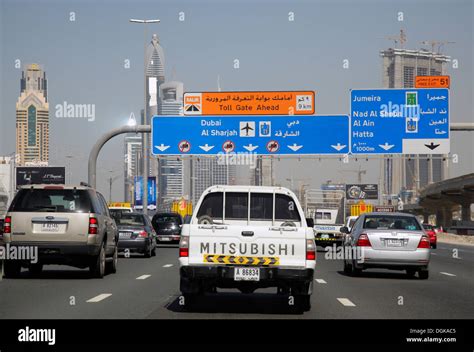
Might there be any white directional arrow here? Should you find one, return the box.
[199,144,214,152]
[287,143,303,152]
[331,143,346,151]
[243,144,259,152]
[155,144,170,152]
[379,142,395,151]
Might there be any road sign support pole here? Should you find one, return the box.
[88,125,151,189]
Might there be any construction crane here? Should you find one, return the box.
[420,40,455,54]
[382,29,407,49]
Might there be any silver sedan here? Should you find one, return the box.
[340,212,430,279]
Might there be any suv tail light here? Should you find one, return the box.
[356,234,371,247]
[3,216,11,234]
[418,235,431,249]
[306,239,316,261]
[179,235,189,257]
[138,231,148,238]
[88,217,98,235]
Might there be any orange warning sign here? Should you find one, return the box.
[183,91,315,115]
[415,75,450,88]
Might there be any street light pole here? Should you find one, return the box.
[129,18,160,215]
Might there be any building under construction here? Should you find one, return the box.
[380,41,451,203]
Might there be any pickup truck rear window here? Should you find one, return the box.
[225,192,248,219]
[196,192,223,220]
[275,194,300,221]
[9,189,93,213]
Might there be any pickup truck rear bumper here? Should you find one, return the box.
[180,265,314,293]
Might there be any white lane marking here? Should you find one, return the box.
[163,264,173,268]
[86,293,112,303]
[431,252,437,255]
[337,298,356,307]
[136,274,151,280]
[440,272,456,277]
[315,279,327,284]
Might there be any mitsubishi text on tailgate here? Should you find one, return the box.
[178,185,316,311]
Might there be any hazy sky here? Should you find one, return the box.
[1,0,473,200]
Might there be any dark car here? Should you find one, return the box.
[115,212,157,257]
[151,212,183,243]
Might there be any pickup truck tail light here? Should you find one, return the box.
[418,235,431,249]
[3,216,11,234]
[306,239,316,261]
[356,234,371,247]
[138,231,148,238]
[88,217,98,235]
[179,235,189,257]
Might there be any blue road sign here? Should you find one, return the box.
[351,88,449,154]
[152,115,349,156]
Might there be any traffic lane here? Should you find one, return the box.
[0,246,179,319]
[311,245,474,319]
[159,289,311,318]
[433,242,474,263]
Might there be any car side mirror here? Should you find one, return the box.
[340,226,350,234]
[306,218,314,228]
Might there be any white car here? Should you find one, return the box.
[179,185,316,311]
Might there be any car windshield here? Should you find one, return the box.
[115,214,146,226]
[9,189,93,213]
[363,215,421,231]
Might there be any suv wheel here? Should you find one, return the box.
[29,263,43,277]
[106,245,118,274]
[3,261,21,278]
[343,258,353,274]
[90,243,106,278]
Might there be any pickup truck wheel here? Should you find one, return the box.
[3,261,21,278]
[295,295,311,312]
[90,243,106,278]
[29,263,43,277]
[182,294,198,309]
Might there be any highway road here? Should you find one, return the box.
[0,242,472,319]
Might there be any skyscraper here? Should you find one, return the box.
[145,34,166,180]
[16,64,49,166]
[380,47,450,201]
[157,81,187,203]
[123,134,143,203]
[191,157,237,205]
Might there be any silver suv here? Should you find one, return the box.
[1,184,118,278]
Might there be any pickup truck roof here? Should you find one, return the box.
[201,185,296,194]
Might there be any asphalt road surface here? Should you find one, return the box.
[0,242,472,319]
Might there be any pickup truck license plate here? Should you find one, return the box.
[234,267,260,281]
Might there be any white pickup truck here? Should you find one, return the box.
[178,185,316,311]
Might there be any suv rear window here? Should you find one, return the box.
[154,215,181,223]
[9,189,93,213]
